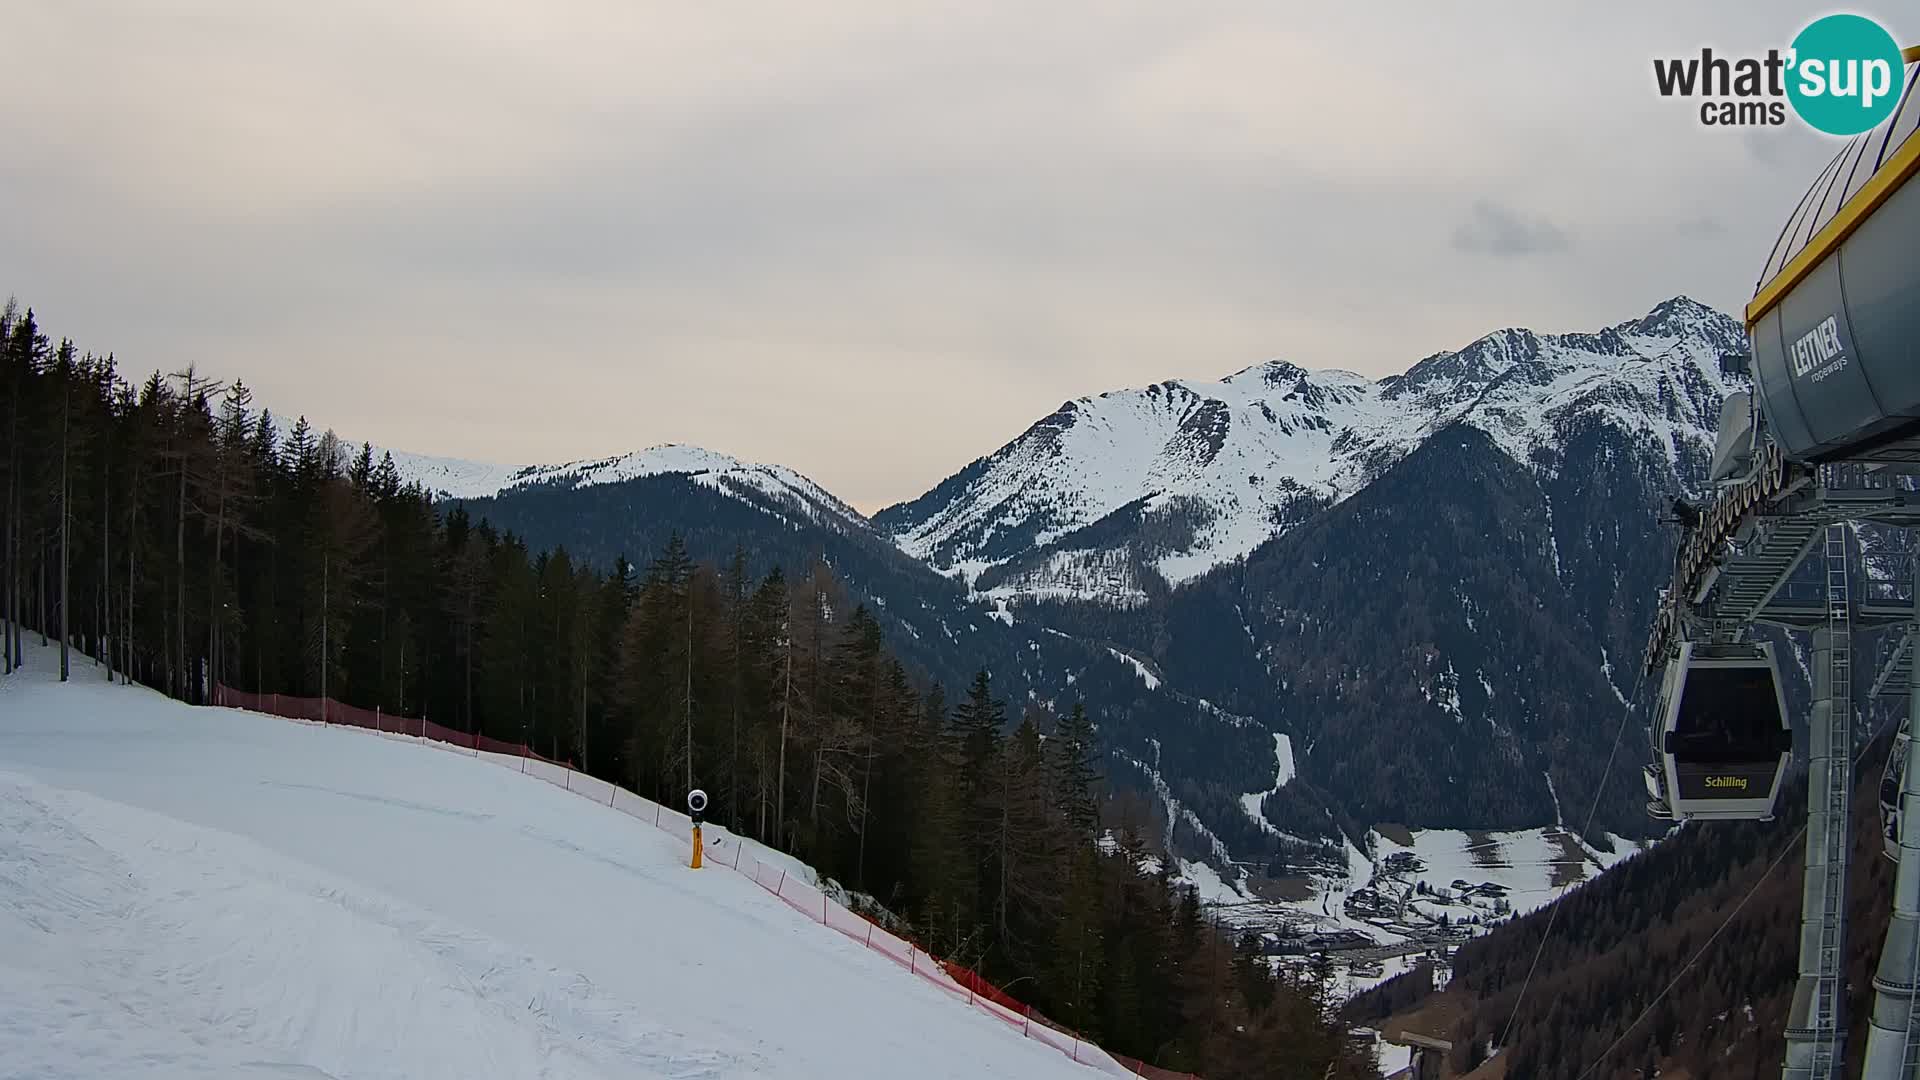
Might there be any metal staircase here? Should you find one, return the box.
[1874,630,1915,699]
[1714,517,1825,623]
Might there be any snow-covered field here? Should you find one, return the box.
[1327,954,1422,1004]
[0,646,1111,1080]
[1168,819,1647,954]
[1368,826,1645,920]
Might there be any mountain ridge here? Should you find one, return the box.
[377,295,1737,587]
[873,295,1740,606]
[368,295,1744,914]
[383,443,863,523]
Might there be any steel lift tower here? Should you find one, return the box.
[1643,48,1920,1080]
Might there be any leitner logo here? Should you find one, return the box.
[1791,315,1849,382]
[1654,14,1906,135]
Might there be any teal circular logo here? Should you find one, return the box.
[1787,14,1906,136]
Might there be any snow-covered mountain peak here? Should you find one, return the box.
[1222,358,1311,389]
[376,449,531,501]
[384,443,866,529]
[876,297,1745,600]
[1620,294,1729,340]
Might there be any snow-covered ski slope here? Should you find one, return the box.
[0,648,1116,1080]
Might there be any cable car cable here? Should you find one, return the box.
[1572,818,1803,1080]
[1570,711,1898,1080]
[1497,664,1650,1050]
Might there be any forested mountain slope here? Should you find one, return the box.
[370,298,1755,882]
[1351,726,1901,1080]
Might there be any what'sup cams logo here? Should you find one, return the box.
[1654,13,1907,135]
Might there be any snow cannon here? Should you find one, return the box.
[687,788,707,869]
[1748,51,1920,464]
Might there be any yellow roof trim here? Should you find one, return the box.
[1747,116,1920,328]
[1907,46,1920,63]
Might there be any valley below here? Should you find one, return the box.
[1161,820,1650,1000]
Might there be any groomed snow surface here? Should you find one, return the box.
[0,645,1118,1080]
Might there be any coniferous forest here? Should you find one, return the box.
[0,302,1376,1079]
[1345,731,1901,1080]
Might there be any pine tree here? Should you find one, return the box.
[951,668,1005,960]
[909,681,969,948]
[52,340,79,680]
[992,713,1067,963]
[163,367,220,701]
[202,380,264,692]
[745,564,788,841]
[1050,702,1100,837]
[0,299,16,675]
[1048,842,1106,1036]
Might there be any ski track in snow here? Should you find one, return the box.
[0,646,1119,1080]
[1237,734,1295,837]
[0,772,741,1080]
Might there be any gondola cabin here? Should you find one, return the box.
[1650,642,1793,821]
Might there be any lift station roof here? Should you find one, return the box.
[1749,53,1920,463]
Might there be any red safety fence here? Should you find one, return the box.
[210,683,1199,1080]
[211,686,571,766]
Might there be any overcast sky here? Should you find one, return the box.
[2,3,1898,511]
